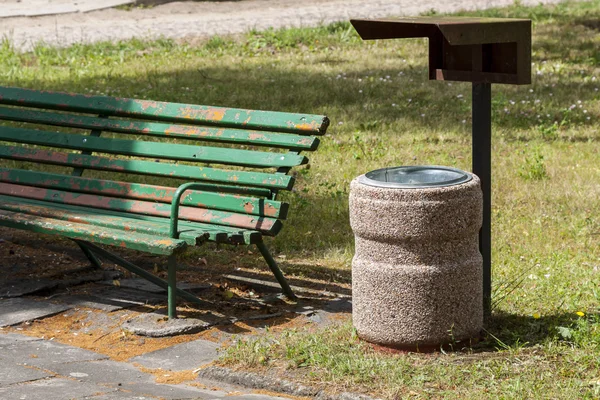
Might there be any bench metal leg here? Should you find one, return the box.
[72,240,205,319]
[167,254,177,319]
[74,240,103,269]
[256,241,296,300]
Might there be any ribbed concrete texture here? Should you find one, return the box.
[349,172,483,348]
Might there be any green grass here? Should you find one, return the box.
[1,0,599,398]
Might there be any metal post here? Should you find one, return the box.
[472,82,492,317]
[167,255,177,319]
[256,241,297,300]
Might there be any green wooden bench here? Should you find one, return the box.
[0,86,329,318]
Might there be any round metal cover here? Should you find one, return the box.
[358,165,472,189]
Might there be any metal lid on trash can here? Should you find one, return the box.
[358,165,472,189]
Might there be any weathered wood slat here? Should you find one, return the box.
[0,146,286,195]
[0,168,289,219]
[0,86,330,134]
[0,199,210,246]
[0,209,187,255]
[0,183,282,235]
[0,107,320,151]
[0,195,261,244]
[0,127,308,168]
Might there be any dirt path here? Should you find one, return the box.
[2,0,566,51]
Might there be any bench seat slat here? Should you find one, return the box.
[0,86,329,135]
[0,146,286,195]
[0,168,289,219]
[0,209,187,255]
[0,183,282,235]
[0,107,320,151]
[0,195,262,244]
[0,199,213,246]
[0,127,308,168]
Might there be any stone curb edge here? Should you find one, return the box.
[198,366,381,400]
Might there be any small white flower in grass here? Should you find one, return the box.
[408,98,412,102]
[595,88,599,91]
[578,100,582,104]
[592,76,597,81]
[544,274,551,278]
[529,89,534,93]
[338,121,344,125]
[359,90,363,93]
[447,83,452,86]
[392,103,397,107]
[421,114,425,117]
[398,71,404,76]
[462,119,466,124]
[457,94,463,98]
[509,100,515,105]
[584,110,588,113]
[535,99,540,104]
[570,104,576,110]
[587,116,591,120]
[358,78,362,82]
[386,75,390,79]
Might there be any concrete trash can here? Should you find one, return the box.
[349,166,483,348]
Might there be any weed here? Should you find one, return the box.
[518,148,548,180]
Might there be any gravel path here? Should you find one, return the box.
[2,0,566,51]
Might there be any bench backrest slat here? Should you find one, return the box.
[0,107,320,151]
[0,146,288,195]
[0,86,329,236]
[0,127,308,168]
[0,183,282,235]
[0,87,329,134]
[0,168,288,219]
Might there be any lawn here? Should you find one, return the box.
[0,0,599,398]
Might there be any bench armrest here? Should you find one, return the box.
[169,182,211,239]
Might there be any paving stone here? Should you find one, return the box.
[100,279,211,294]
[50,360,153,387]
[0,279,59,298]
[0,338,107,369]
[122,312,217,337]
[119,382,220,400]
[0,332,43,345]
[0,377,114,400]
[0,298,72,327]
[130,340,220,371]
[82,392,155,399]
[90,287,167,306]
[55,294,134,312]
[0,364,51,385]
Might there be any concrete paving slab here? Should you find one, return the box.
[91,287,167,306]
[0,332,43,345]
[0,298,72,327]
[122,312,217,337]
[55,294,135,312]
[100,279,211,294]
[0,377,115,400]
[119,381,221,400]
[0,279,59,298]
[0,364,52,385]
[130,339,220,371]
[50,359,153,387]
[1,338,107,369]
[82,392,155,399]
